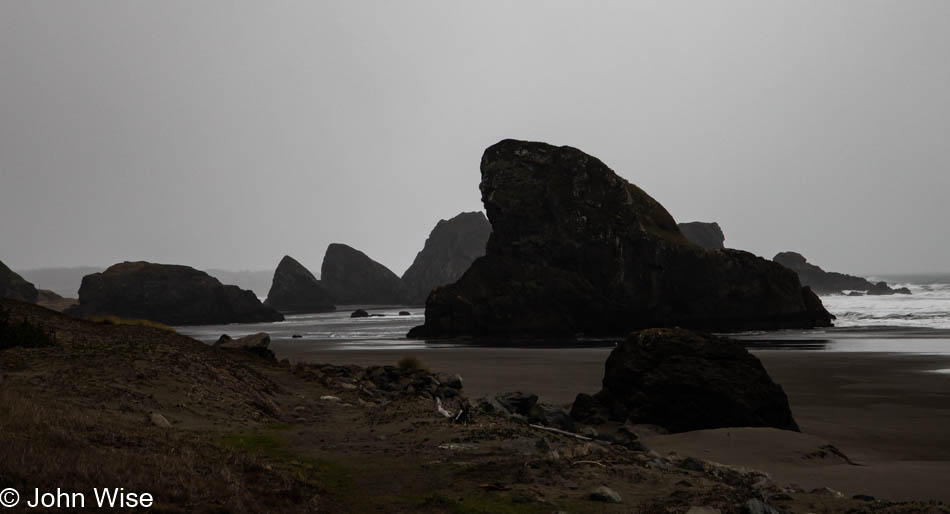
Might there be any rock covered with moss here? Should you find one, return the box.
[410,140,832,338]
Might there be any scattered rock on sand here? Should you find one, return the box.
[589,485,622,503]
[741,498,781,514]
[572,328,799,433]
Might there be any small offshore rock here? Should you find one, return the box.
[350,309,370,318]
[399,311,411,316]
[292,334,303,338]
[589,486,622,504]
[852,494,876,502]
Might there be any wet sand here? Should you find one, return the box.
[273,343,950,502]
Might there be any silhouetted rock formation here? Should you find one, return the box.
[321,244,409,305]
[409,140,832,338]
[773,252,910,295]
[350,309,370,318]
[65,262,284,325]
[678,221,725,250]
[264,256,335,313]
[570,328,799,433]
[402,212,492,304]
[0,261,38,303]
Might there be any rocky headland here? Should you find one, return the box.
[321,243,410,305]
[774,252,911,295]
[264,255,335,314]
[65,261,284,325]
[678,221,726,250]
[410,139,833,339]
[402,211,491,305]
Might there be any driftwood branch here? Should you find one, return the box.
[528,423,593,441]
[572,460,607,467]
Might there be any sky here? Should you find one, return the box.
[1,1,948,276]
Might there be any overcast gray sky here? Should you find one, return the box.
[2,1,948,276]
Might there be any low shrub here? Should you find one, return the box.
[0,308,56,350]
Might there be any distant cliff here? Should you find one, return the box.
[410,140,832,339]
[773,252,910,296]
[677,222,725,250]
[66,261,284,325]
[402,212,491,304]
[264,256,335,313]
[321,244,409,305]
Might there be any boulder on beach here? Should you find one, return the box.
[677,221,725,250]
[1,260,38,303]
[264,255,335,313]
[774,251,910,295]
[571,328,800,433]
[409,139,833,338]
[65,261,284,325]
[402,211,492,304]
[321,244,409,305]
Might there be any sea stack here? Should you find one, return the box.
[774,251,911,295]
[409,139,833,338]
[65,261,284,325]
[402,211,491,304]
[677,221,725,250]
[264,256,335,313]
[0,260,39,303]
[321,244,409,305]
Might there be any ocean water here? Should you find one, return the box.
[820,278,950,329]
[177,276,950,355]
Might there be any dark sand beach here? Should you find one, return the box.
[274,343,950,502]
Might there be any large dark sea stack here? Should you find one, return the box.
[0,261,38,303]
[402,212,491,304]
[321,244,409,305]
[572,329,799,433]
[264,256,335,313]
[774,251,909,295]
[677,221,725,250]
[66,262,284,325]
[409,139,832,338]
